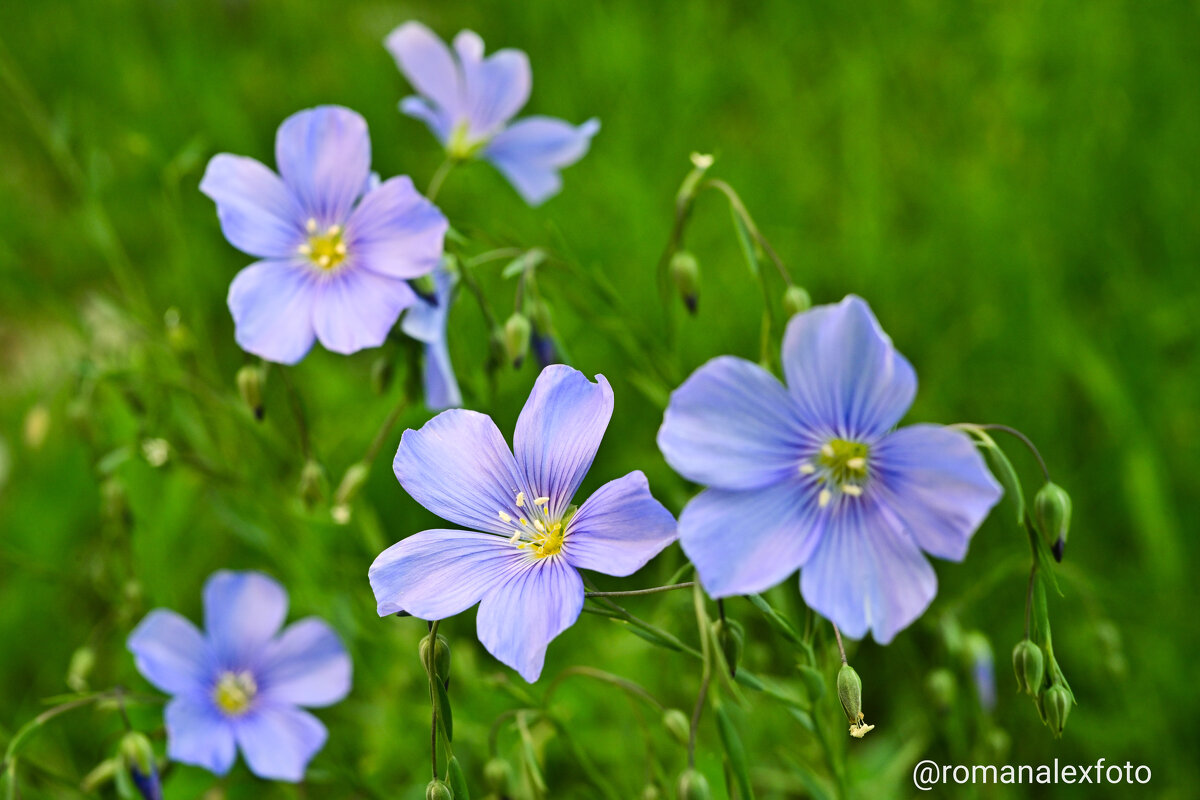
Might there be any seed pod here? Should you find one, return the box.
[426,779,453,800]
[837,663,863,725]
[236,365,265,420]
[1012,640,1045,695]
[670,250,701,313]
[782,285,812,316]
[503,313,532,368]
[1033,482,1072,561]
[676,768,711,800]
[1043,684,1072,736]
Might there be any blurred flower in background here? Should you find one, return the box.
[401,261,462,409]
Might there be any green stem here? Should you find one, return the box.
[426,158,456,202]
[543,666,664,712]
[584,582,694,598]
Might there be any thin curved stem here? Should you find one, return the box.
[543,666,664,712]
[702,179,793,287]
[957,423,1051,482]
[832,623,848,665]
[363,394,408,466]
[426,158,456,202]
[584,581,694,598]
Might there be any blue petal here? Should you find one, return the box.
[799,497,937,644]
[564,471,677,577]
[513,366,613,520]
[454,31,530,139]
[199,155,304,259]
[258,618,352,708]
[393,410,525,535]
[476,557,584,682]
[127,610,214,695]
[871,424,1002,560]
[484,117,600,205]
[347,175,447,280]
[311,267,417,355]
[164,696,236,776]
[227,259,318,365]
[385,23,462,122]
[203,571,288,669]
[275,106,371,226]
[421,338,462,410]
[234,704,327,782]
[781,295,916,440]
[678,479,824,598]
[370,529,527,618]
[400,264,454,343]
[399,96,455,144]
[659,355,816,491]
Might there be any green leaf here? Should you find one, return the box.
[434,679,454,743]
[975,431,1025,525]
[746,594,803,646]
[447,755,470,800]
[715,702,755,799]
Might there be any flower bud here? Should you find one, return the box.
[67,646,96,692]
[120,732,161,800]
[676,768,711,800]
[503,313,532,368]
[1034,482,1071,561]
[370,354,395,395]
[236,365,266,420]
[641,785,663,800]
[484,758,512,793]
[836,663,862,724]
[711,618,744,676]
[333,462,370,508]
[298,459,325,509]
[662,708,691,745]
[1043,684,1072,736]
[411,274,437,303]
[924,668,957,713]
[782,285,812,316]
[670,250,700,313]
[426,779,453,800]
[420,633,451,687]
[1012,640,1044,696]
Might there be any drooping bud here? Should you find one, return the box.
[662,708,691,745]
[420,633,451,687]
[503,313,532,368]
[676,768,711,800]
[120,732,162,800]
[236,364,266,420]
[1033,482,1071,561]
[411,273,437,303]
[837,663,875,737]
[67,646,96,692]
[1042,684,1072,736]
[641,784,663,800]
[370,354,395,395]
[670,250,701,313]
[924,668,957,713]
[782,285,812,316]
[483,758,512,794]
[1012,640,1045,696]
[298,459,325,509]
[425,779,453,800]
[711,618,744,676]
[333,462,370,508]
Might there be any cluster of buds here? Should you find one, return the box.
[1013,637,1074,737]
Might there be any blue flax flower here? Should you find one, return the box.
[127,571,352,781]
[385,22,600,206]
[401,261,462,410]
[658,296,1002,643]
[370,365,677,681]
[200,106,448,364]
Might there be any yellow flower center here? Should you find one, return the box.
[799,438,870,507]
[497,492,574,558]
[298,218,347,270]
[446,121,487,161]
[213,670,257,716]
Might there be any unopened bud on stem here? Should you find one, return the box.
[670,250,701,314]
[782,285,812,316]
[236,365,266,420]
[1034,482,1071,561]
[504,313,532,368]
[1012,639,1044,695]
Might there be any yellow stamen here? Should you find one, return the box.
[498,511,512,523]
[843,485,863,497]
[799,463,816,475]
[818,489,832,508]
[535,496,549,506]
[516,491,526,507]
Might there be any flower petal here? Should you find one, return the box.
[564,471,677,577]
[402,266,461,410]
[871,424,1002,560]
[346,175,448,280]
[659,355,816,491]
[454,32,530,138]
[678,478,824,598]
[234,705,327,782]
[199,155,304,259]
[258,618,352,708]
[393,410,525,535]
[369,529,527,618]
[781,295,916,440]
[385,22,462,120]
[275,106,370,226]
[476,557,583,682]
[420,339,462,410]
[799,497,937,644]
[399,96,455,144]
[513,366,613,520]
[484,117,600,206]
[311,267,417,355]
[127,610,214,695]
[203,571,288,669]
[227,259,318,365]
[164,696,236,776]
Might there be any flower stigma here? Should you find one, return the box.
[213,670,257,716]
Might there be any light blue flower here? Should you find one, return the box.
[370,365,676,681]
[401,262,462,410]
[385,22,600,206]
[200,106,448,364]
[658,296,1002,643]
[127,571,351,781]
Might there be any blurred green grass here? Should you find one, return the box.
[1,0,1197,797]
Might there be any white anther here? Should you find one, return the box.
[335,242,347,254]
[508,530,521,545]
[799,463,816,475]
[842,485,863,497]
[818,489,832,508]
[328,224,342,236]
[846,457,866,470]
[821,443,835,458]
[297,244,311,254]
[535,496,549,506]
[534,520,546,533]
[305,218,318,233]
[498,511,512,523]
[516,491,526,507]
[317,255,331,267]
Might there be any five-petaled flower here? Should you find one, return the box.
[200,105,448,365]
[401,261,462,410]
[127,571,352,781]
[386,22,600,206]
[658,295,1002,643]
[370,365,677,681]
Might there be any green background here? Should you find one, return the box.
[1,0,1196,797]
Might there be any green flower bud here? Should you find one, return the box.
[670,250,700,313]
[503,313,532,368]
[676,768,711,800]
[370,354,395,395]
[925,668,957,712]
[483,758,511,793]
[119,732,155,777]
[836,663,862,725]
[411,273,437,302]
[1033,482,1071,562]
[236,364,266,420]
[530,298,554,335]
[333,462,370,508]
[1012,640,1044,696]
[298,459,325,509]
[67,646,96,692]
[426,779,453,800]
[1043,684,1072,736]
[782,285,812,316]
[662,708,691,745]
[641,784,662,800]
[420,633,451,687]
[711,618,744,676]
